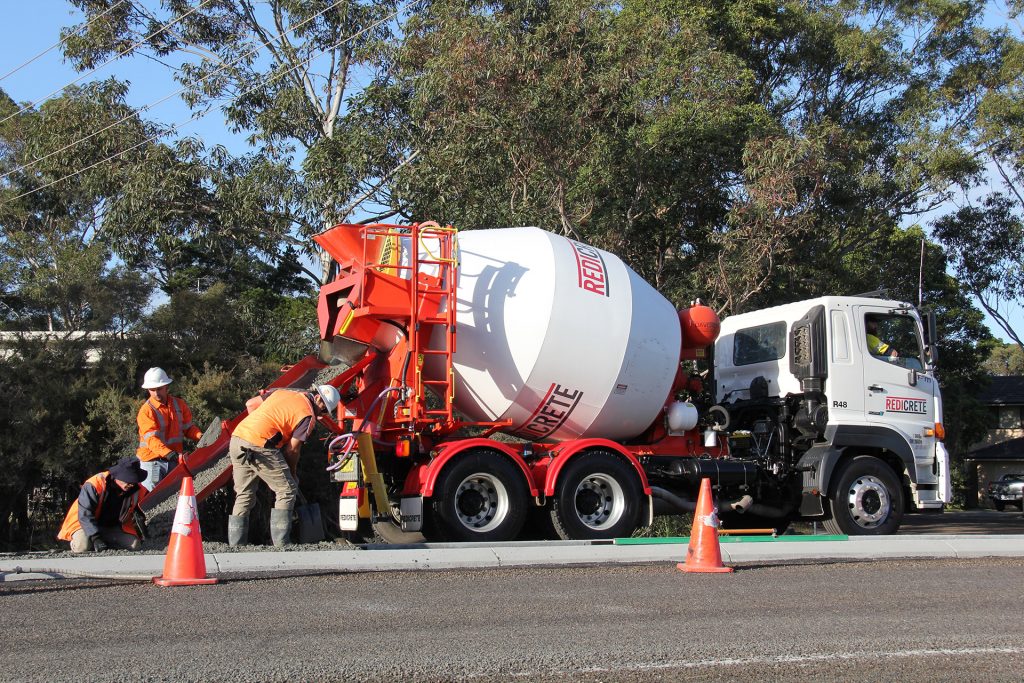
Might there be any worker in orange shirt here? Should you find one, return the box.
[136,367,203,491]
[227,385,340,547]
[57,457,147,552]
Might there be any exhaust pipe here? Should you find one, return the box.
[720,494,794,520]
[654,487,794,520]
[651,486,696,515]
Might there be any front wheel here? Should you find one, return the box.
[428,451,528,542]
[550,452,643,540]
[823,455,904,535]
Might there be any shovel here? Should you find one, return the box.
[295,491,325,544]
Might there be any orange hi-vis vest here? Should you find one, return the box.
[232,390,314,449]
[57,472,142,541]
[137,396,200,462]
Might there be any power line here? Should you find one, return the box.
[1,0,349,183]
[4,6,403,205]
[0,0,130,83]
[0,0,215,127]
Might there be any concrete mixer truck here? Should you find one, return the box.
[311,221,950,542]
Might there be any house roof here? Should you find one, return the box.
[977,376,1024,406]
[966,436,1024,461]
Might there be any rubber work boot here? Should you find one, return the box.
[227,514,249,547]
[270,508,292,547]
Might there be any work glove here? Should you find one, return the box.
[91,535,108,552]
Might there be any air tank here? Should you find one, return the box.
[428,227,687,442]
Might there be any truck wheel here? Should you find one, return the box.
[994,501,1006,512]
[823,455,904,535]
[429,452,528,542]
[550,452,643,540]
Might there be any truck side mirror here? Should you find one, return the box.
[908,368,918,387]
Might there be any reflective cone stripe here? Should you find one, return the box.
[677,477,734,574]
[153,476,219,586]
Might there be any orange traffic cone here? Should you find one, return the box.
[153,476,219,586]
[677,477,734,574]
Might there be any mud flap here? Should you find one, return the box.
[338,487,360,531]
[400,496,423,532]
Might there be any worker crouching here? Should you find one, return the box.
[227,384,340,547]
[57,458,147,553]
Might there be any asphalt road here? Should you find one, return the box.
[2,558,1023,682]
[899,509,1024,534]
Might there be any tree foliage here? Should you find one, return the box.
[62,0,404,283]
[386,0,764,296]
[0,82,154,331]
[983,341,1024,376]
[931,3,1024,350]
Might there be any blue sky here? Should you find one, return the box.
[1,0,1020,344]
[0,0,254,152]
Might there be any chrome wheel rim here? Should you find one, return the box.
[845,475,891,528]
[454,473,508,532]
[574,473,625,530]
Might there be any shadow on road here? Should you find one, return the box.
[899,509,1024,534]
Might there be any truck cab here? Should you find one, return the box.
[713,296,951,534]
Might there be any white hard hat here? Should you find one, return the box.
[141,367,173,389]
[315,384,341,415]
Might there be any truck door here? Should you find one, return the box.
[857,306,934,437]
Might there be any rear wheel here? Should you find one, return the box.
[823,455,904,535]
[429,452,528,542]
[550,452,643,540]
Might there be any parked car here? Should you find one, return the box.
[987,473,1024,511]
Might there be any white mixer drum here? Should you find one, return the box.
[433,227,681,442]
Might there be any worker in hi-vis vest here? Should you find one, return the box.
[135,367,203,491]
[865,318,898,359]
[57,457,147,553]
[227,385,341,547]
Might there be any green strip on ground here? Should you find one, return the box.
[615,534,849,545]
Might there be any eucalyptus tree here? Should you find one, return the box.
[62,0,403,285]
[380,0,1006,315]
[383,0,765,300]
[933,7,1024,350]
[0,81,152,332]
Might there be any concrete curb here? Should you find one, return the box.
[3,535,1024,582]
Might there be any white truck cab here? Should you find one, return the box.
[713,296,950,534]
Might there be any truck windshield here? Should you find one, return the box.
[864,314,924,370]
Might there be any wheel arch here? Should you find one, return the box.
[800,426,915,495]
[419,439,538,498]
[798,433,913,519]
[544,439,651,498]
[828,425,915,486]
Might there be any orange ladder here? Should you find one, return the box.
[408,222,458,429]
